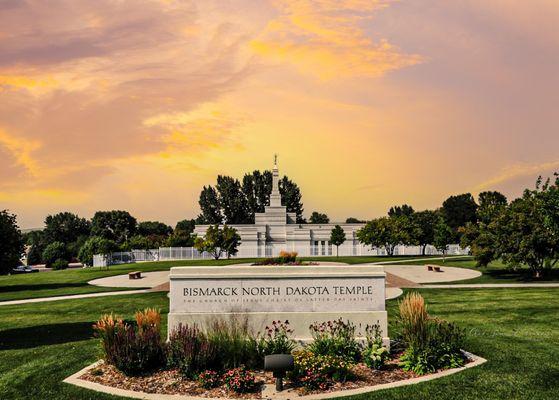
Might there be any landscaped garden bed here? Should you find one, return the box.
[72,293,481,399]
[252,251,319,266]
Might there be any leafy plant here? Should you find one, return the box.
[292,349,353,384]
[223,367,258,393]
[308,319,361,362]
[93,310,165,376]
[362,323,388,370]
[167,324,217,377]
[278,251,298,263]
[51,258,69,270]
[396,293,466,375]
[198,370,221,389]
[261,320,296,355]
[363,344,389,370]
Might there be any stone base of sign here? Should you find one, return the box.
[64,351,487,400]
[168,265,389,343]
[168,310,388,343]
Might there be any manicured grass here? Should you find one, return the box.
[0,256,443,302]
[1,288,558,399]
[383,258,559,284]
[0,259,256,302]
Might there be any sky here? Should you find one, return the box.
[1,0,559,229]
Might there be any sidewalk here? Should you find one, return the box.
[421,283,559,289]
[0,289,150,306]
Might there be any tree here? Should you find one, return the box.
[91,210,137,244]
[330,225,346,257]
[357,216,416,256]
[345,217,364,223]
[412,210,439,255]
[477,191,508,224]
[441,193,478,234]
[43,212,90,245]
[309,212,329,224]
[433,219,453,263]
[23,230,45,265]
[388,204,415,217]
[492,177,559,277]
[165,230,195,247]
[198,186,223,224]
[216,175,250,224]
[78,236,118,267]
[200,170,305,224]
[137,221,172,236]
[0,210,24,274]
[280,176,305,223]
[42,242,69,266]
[175,219,196,234]
[460,221,496,267]
[194,225,240,260]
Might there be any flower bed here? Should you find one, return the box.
[251,251,319,266]
[77,294,478,399]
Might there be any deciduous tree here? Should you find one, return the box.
[357,216,417,256]
[309,211,329,224]
[330,225,346,257]
[91,210,137,244]
[194,225,241,259]
[0,210,24,274]
[412,210,439,255]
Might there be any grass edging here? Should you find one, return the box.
[63,351,487,400]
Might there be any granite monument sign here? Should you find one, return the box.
[168,265,388,342]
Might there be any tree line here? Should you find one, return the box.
[0,210,198,272]
[1,172,558,277]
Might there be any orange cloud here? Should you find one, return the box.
[251,0,422,79]
[0,129,41,176]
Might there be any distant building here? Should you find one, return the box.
[194,159,366,257]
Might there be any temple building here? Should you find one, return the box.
[194,158,366,257]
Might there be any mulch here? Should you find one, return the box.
[80,356,427,399]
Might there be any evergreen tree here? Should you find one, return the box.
[198,186,222,224]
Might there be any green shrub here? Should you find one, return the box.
[362,323,388,370]
[292,349,353,384]
[42,241,68,266]
[396,293,466,375]
[167,324,217,377]
[363,343,389,370]
[198,370,221,389]
[223,367,258,393]
[261,320,296,355]
[78,236,118,266]
[93,309,165,376]
[51,258,69,270]
[308,319,361,362]
[26,243,44,265]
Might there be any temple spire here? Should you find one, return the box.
[270,154,281,207]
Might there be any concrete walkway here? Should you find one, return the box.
[422,283,559,289]
[0,289,150,306]
[383,265,481,284]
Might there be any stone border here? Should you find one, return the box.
[64,351,486,400]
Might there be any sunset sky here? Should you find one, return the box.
[1,0,559,228]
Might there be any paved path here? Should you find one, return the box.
[0,289,150,306]
[383,265,481,284]
[422,283,559,289]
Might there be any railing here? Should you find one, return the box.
[92,244,470,267]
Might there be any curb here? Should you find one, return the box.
[64,351,487,400]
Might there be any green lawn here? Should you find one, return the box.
[1,288,558,399]
[383,258,559,284]
[0,256,443,302]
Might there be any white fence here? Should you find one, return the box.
[92,244,469,267]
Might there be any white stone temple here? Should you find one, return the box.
[194,158,366,257]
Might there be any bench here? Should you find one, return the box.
[128,271,142,280]
[434,266,442,272]
[427,265,434,271]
